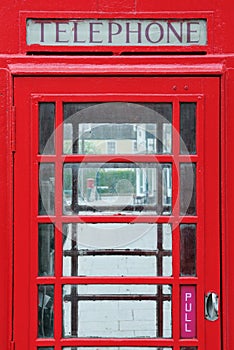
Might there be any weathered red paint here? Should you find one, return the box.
[0,0,233,350]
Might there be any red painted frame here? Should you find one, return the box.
[13,75,220,350]
[0,0,233,348]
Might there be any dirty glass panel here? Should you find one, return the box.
[180,103,196,155]
[63,223,172,277]
[38,224,54,276]
[38,285,54,338]
[63,284,172,338]
[63,163,172,215]
[39,102,55,155]
[63,102,172,155]
[39,163,55,215]
[180,163,196,216]
[180,224,196,276]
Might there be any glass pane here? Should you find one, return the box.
[180,163,196,216]
[38,285,54,338]
[38,348,54,350]
[63,223,172,277]
[39,163,55,215]
[63,284,172,338]
[180,103,196,154]
[63,163,172,215]
[39,103,55,155]
[38,224,54,276]
[63,102,172,155]
[180,224,196,276]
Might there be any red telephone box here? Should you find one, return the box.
[0,1,234,350]
[12,75,220,350]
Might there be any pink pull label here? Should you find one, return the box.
[181,286,196,338]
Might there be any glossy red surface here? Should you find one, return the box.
[0,0,233,349]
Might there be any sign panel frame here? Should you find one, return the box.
[26,18,207,47]
[20,11,213,54]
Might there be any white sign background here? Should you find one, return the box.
[27,19,207,47]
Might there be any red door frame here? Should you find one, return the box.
[13,75,220,350]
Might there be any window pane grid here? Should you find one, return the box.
[62,284,172,338]
[62,223,172,277]
[36,99,197,350]
[62,163,172,216]
[63,102,172,156]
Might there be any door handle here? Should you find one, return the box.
[205,292,219,321]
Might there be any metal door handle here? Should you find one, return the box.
[205,292,219,321]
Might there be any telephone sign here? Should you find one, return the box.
[26,18,207,47]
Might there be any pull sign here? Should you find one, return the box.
[181,286,196,338]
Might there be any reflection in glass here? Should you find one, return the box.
[180,103,196,155]
[39,102,55,155]
[63,102,172,155]
[39,163,55,215]
[180,224,196,276]
[63,284,172,338]
[38,285,54,338]
[63,223,172,277]
[38,224,54,276]
[63,163,172,215]
[180,163,196,216]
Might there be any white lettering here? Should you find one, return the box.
[185,313,192,322]
[185,302,192,312]
[185,292,192,302]
[181,287,196,338]
[185,323,192,333]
